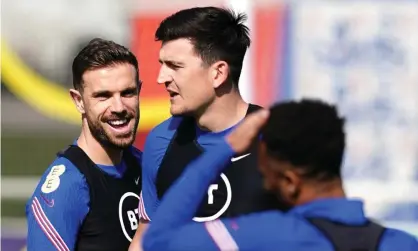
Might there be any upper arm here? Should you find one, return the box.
[26,159,89,251]
[143,212,281,251]
[142,220,221,251]
[139,124,173,221]
[379,228,418,250]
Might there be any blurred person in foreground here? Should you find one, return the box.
[26,38,143,251]
[142,99,418,251]
[129,6,278,250]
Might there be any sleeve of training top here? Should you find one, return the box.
[142,139,240,251]
[141,138,307,251]
[130,146,143,178]
[130,146,143,165]
[380,228,418,250]
[26,158,90,251]
[138,129,169,221]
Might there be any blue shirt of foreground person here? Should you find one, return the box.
[142,99,418,251]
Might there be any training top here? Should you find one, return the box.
[139,104,279,223]
[26,142,142,251]
[142,139,418,251]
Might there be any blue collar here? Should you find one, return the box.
[71,138,127,178]
[289,198,367,224]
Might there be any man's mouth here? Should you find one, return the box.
[167,90,179,98]
[107,118,130,129]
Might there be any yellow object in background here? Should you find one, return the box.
[1,39,170,131]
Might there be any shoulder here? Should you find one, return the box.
[224,211,301,238]
[145,116,184,149]
[141,116,185,176]
[148,116,183,139]
[27,156,89,212]
[380,227,418,249]
[214,211,318,249]
[33,157,87,196]
[129,145,143,161]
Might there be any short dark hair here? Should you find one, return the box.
[261,99,346,180]
[72,38,140,91]
[155,7,251,85]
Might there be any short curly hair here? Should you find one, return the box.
[261,99,346,181]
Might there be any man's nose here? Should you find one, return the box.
[110,96,126,113]
[157,65,172,85]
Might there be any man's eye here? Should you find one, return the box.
[167,63,182,70]
[95,94,110,100]
[122,89,137,97]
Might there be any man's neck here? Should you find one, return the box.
[77,124,123,166]
[297,179,346,206]
[194,94,249,132]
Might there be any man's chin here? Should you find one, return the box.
[170,108,182,116]
[170,105,192,117]
[103,133,135,149]
[113,137,135,149]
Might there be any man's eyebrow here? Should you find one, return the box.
[159,59,184,66]
[91,90,112,97]
[122,86,139,93]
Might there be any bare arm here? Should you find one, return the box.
[129,221,149,251]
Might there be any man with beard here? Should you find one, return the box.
[130,7,279,251]
[26,38,143,251]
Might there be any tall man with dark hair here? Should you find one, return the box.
[142,99,418,251]
[130,6,278,251]
[26,38,143,251]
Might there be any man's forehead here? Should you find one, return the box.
[82,81,137,97]
[159,39,198,61]
[83,64,134,79]
[82,66,136,92]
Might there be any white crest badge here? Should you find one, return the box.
[41,164,66,193]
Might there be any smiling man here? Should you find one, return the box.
[129,6,279,251]
[26,38,143,251]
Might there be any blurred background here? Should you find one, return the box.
[1,0,418,250]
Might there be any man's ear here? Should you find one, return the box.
[283,169,301,201]
[69,89,85,114]
[211,61,229,89]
